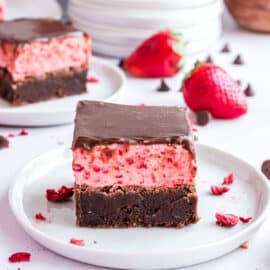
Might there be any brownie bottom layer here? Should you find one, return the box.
[75,185,199,228]
[0,67,87,105]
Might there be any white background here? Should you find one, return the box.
[0,10,270,270]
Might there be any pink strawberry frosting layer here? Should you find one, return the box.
[0,35,91,81]
[73,144,196,188]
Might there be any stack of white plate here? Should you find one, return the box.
[68,0,223,58]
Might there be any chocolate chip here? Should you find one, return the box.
[0,135,9,149]
[221,43,230,53]
[179,85,183,92]
[244,84,255,97]
[196,111,210,126]
[233,54,244,65]
[157,79,170,92]
[118,59,124,69]
[205,55,213,64]
[236,80,241,86]
[261,160,270,179]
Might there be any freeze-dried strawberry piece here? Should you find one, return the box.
[87,76,99,83]
[46,185,73,202]
[9,252,31,263]
[70,238,85,246]
[239,216,252,223]
[35,213,47,221]
[72,163,84,172]
[216,213,239,227]
[222,173,235,185]
[8,133,15,138]
[18,129,28,136]
[211,185,230,195]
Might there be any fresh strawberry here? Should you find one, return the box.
[124,31,185,77]
[182,62,248,119]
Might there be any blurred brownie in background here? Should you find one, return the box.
[0,18,91,105]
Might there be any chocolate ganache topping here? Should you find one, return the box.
[0,18,84,43]
[72,101,195,153]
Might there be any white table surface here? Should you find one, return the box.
[0,11,269,270]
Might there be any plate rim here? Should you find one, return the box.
[0,57,126,116]
[8,143,270,262]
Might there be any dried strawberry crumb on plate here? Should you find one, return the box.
[216,213,239,227]
[211,185,230,195]
[18,129,28,136]
[70,238,85,246]
[46,185,73,202]
[87,76,99,83]
[222,173,235,185]
[239,216,252,223]
[8,252,31,263]
[8,133,15,138]
[35,212,47,221]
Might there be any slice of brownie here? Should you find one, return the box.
[72,101,198,228]
[0,19,91,105]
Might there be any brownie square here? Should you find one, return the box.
[72,101,198,228]
[0,19,91,105]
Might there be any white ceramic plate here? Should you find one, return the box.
[91,31,222,58]
[0,58,126,126]
[68,1,222,28]
[70,0,216,10]
[9,144,270,269]
[6,0,62,20]
[71,14,221,42]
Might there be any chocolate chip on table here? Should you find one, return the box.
[244,84,255,97]
[118,59,124,69]
[261,160,270,180]
[233,54,244,65]
[196,110,211,126]
[0,135,9,149]
[156,79,170,92]
[205,55,213,64]
[221,43,230,53]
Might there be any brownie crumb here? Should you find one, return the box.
[205,55,213,64]
[221,43,230,53]
[240,241,249,249]
[118,59,125,69]
[233,54,244,65]
[196,111,210,126]
[244,84,255,97]
[157,79,170,92]
[0,135,9,149]
[261,160,270,179]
